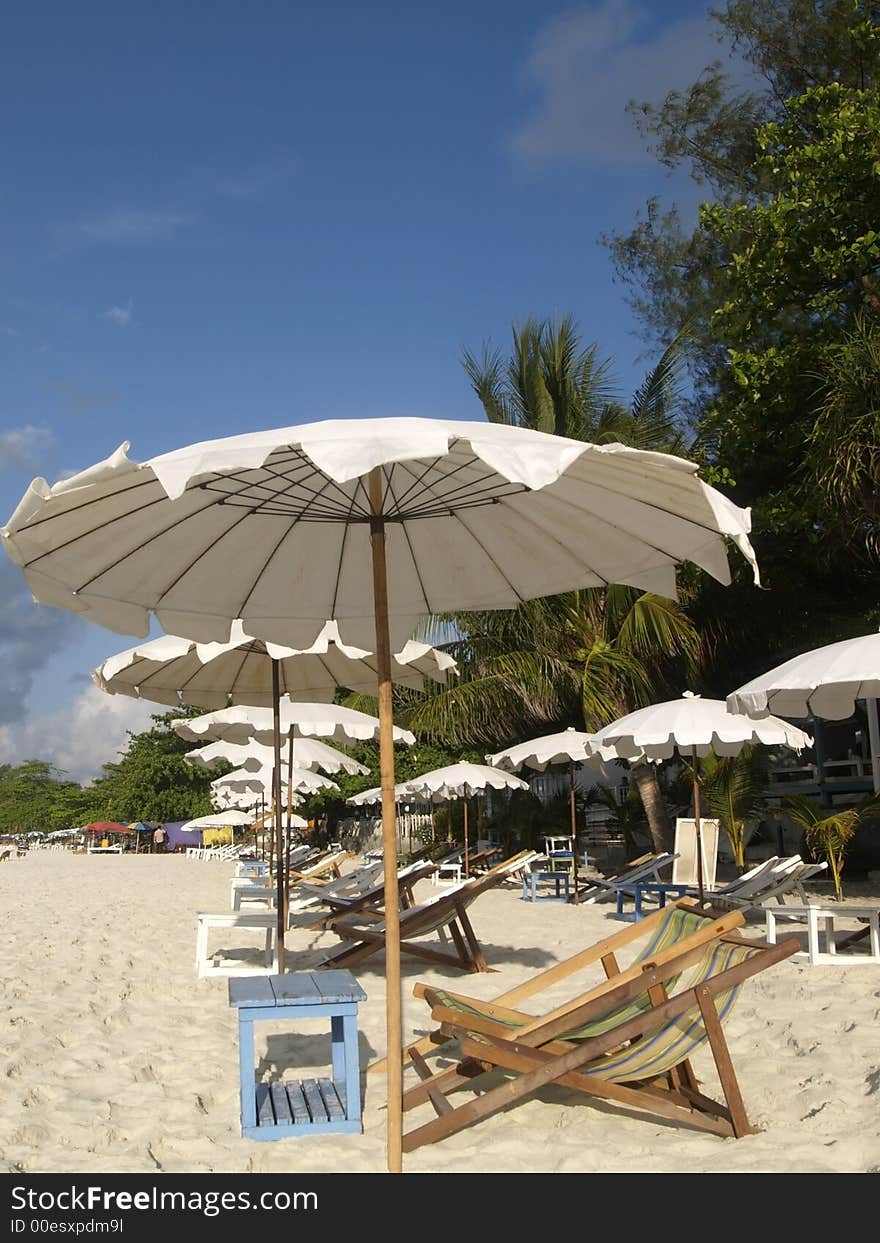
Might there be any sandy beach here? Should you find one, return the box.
[2,851,879,1175]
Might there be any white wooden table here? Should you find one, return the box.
[765,904,880,965]
[195,911,278,977]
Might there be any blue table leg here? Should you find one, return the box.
[342,1012,361,1124]
[238,1017,257,1132]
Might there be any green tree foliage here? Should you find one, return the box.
[782,791,880,896]
[697,745,770,869]
[0,761,93,833]
[604,2,880,691]
[73,709,219,825]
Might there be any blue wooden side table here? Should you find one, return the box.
[228,969,367,1140]
[522,869,571,902]
[615,882,690,922]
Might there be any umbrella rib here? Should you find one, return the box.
[382,470,432,616]
[446,507,527,605]
[382,455,465,513]
[329,483,368,619]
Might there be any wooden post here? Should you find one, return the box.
[569,759,580,905]
[285,726,295,923]
[271,659,286,973]
[463,798,470,878]
[368,467,403,1175]
[692,747,705,906]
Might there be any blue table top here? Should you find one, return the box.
[228,970,366,1009]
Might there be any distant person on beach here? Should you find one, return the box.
[152,825,168,853]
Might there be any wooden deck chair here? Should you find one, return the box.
[301,860,440,929]
[400,912,799,1151]
[321,851,541,973]
[369,897,744,1077]
[286,849,351,886]
[706,859,827,911]
[576,852,679,904]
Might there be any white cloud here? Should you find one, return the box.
[510,1,743,166]
[61,208,196,247]
[103,301,134,328]
[0,685,155,783]
[0,424,55,472]
[216,152,300,200]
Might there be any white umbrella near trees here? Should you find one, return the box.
[399,762,530,876]
[488,726,620,903]
[185,737,369,777]
[591,692,812,901]
[726,630,880,794]
[178,809,253,831]
[1,416,759,1173]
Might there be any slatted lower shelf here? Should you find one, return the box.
[243,1077,362,1139]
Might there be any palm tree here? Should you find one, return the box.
[697,745,769,871]
[399,319,701,854]
[783,792,880,900]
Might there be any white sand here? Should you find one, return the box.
[1,852,879,1174]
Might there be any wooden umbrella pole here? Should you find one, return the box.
[285,725,295,924]
[271,659,286,973]
[369,467,403,1175]
[463,798,469,877]
[569,759,580,905]
[692,746,705,905]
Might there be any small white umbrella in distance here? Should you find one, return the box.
[178,809,253,831]
[593,692,813,900]
[487,726,621,903]
[726,631,880,793]
[2,417,759,1176]
[185,737,369,776]
[399,762,529,876]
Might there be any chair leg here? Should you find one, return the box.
[696,987,755,1137]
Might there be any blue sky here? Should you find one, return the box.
[0,0,741,779]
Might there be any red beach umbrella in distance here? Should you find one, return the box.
[82,822,132,833]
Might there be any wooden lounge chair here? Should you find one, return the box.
[321,850,541,974]
[575,852,679,904]
[372,897,742,1078]
[398,902,799,1150]
[301,860,440,929]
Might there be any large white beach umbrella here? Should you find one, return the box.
[399,762,529,876]
[487,726,621,903]
[591,692,812,900]
[726,631,880,794]
[1,416,758,1173]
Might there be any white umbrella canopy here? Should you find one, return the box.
[92,619,456,709]
[487,727,621,905]
[186,737,369,776]
[172,699,415,747]
[592,692,813,760]
[210,765,339,797]
[399,762,529,878]
[488,725,619,770]
[592,692,812,901]
[2,418,757,652]
[1,416,759,1175]
[726,631,880,795]
[178,809,253,830]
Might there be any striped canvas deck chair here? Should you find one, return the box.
[400,910,799,1151]
[372,899,743,1078]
